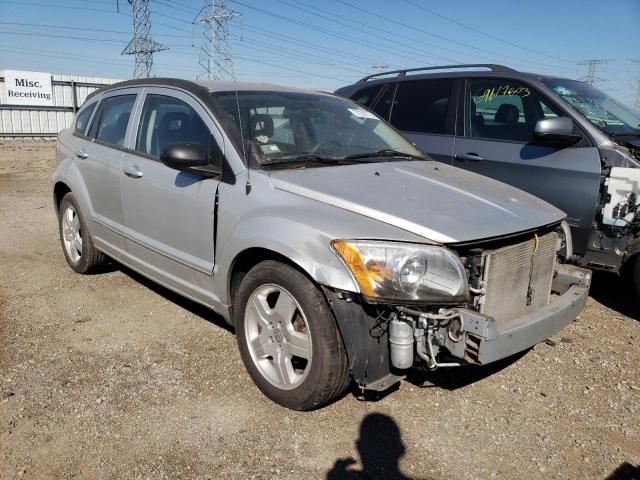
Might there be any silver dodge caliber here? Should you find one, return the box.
[53,78,591,410]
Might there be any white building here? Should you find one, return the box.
[0,70,122,138]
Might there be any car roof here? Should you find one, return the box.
[85,77,330,103]
[340,65,576,91]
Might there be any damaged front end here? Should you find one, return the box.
[325,230,591,392]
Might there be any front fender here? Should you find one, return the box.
[211,171,431,310]
[213,211,361,304]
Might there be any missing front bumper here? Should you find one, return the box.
[393,263,591,369]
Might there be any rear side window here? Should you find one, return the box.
[74,103,96,135]
[390,79,454,134]
[352,84,383,108]
[88,95,136,147]
[136,94,212,158]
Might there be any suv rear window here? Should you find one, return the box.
[88,95,136,147]
[389,79,454,135]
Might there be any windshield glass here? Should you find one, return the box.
[212,90,423,166]
[544,78,640,136]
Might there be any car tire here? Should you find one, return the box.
[58,192,106,274]
[233,260,350,410]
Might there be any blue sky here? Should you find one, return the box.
[0,0,638,104]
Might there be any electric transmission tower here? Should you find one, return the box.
[630,59,640,110]
[121,0,167,79]
[193,0,241,80]
[578,59,608,85]
[372,59,389,73]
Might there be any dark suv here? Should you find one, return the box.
[337,64,640,295]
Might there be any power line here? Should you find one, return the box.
[332,0,575,71]
[0,1,121,13]
[399,0,575,65]
[0,29,127,44]
[226,0,444,68]
[271,0,462,64]
[0,28,359,82]
[237,23,392,68]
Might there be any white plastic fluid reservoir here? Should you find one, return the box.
[389,319,414,369]
[602,167,640,227]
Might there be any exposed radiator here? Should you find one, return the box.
[480,232,558,324]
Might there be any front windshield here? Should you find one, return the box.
[544,78,640,137]
[212,90,423,166]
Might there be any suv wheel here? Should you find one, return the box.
[233,260,350,410]
[58,192,106,273]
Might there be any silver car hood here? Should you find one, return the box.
[269,161,565,244]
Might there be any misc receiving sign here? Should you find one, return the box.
[1,70,53,106]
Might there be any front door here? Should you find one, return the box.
[120,88,223,304]
[452,77,602,255]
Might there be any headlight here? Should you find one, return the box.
[331,240,469,303]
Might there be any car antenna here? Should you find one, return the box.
[233,78,251,194]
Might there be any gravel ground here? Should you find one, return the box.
[0,140,639,480]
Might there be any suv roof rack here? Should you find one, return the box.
[355,64,517,84]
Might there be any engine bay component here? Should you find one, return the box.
[389,318,414,369]
[602,167,640,227]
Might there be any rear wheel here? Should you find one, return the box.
[58,192,106,274]
[233,260,350,410]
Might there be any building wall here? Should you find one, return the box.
[0,72,123,138]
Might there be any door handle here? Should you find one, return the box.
[123,165,144,179]
[454,152,485,162]
[76,150,88,159]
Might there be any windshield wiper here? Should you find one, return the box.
[343,149,427,161]
[261,154,346,167]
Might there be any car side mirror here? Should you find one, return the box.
[534,117,582,145]
[160,142,221,177]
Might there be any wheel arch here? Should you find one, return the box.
[227,247,315,311]
[53,181,72,214]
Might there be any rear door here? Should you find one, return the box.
[78,90,138,253]
[374,78,457,163]
[452,77,602,254]
[120,87,224,304]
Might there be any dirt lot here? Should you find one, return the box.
[0,140,639,480]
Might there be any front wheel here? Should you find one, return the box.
[233,260,350,410]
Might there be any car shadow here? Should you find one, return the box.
[404,350,528,390]
[326,413,417,480]
[589,271,640,322]
[111,260,233,334]
[605,462,640,480]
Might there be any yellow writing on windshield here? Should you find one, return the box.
[476,85,531,103]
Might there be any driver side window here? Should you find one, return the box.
[136,94,212,158]
[466,79,562,143]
